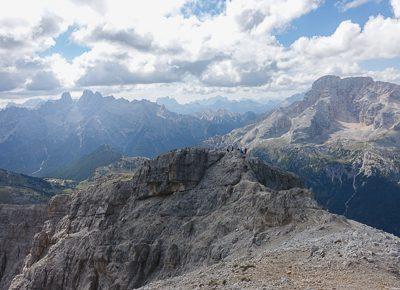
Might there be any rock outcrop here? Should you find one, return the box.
[0,204,47,289]
[91,156,149,181]
[7,148,400,289]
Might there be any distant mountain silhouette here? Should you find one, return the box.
[156,95,294,115]
[49,145,123,181]
[0,168,70,204]
[0,91,256,176]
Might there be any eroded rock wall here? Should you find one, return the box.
[0,204,47,289]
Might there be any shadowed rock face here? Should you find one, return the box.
[0,204,47,290]
[9,148,315,289]
[132,148,223,198]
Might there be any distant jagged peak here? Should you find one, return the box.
[156,96,180,105]
[78,89,104,103]
[60,92,73,103]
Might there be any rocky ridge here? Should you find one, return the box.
[91,156,149,181]
[7,148,400,289]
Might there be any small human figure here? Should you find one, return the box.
[244,148,247,154]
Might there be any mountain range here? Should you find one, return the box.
[156,94,304,115]
[6,99,46,110]
[0,91,257,177]
[206,75,400,235]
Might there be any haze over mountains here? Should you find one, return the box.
[156,95,292,115]
[0,91,259,177]
[207,75,400,235]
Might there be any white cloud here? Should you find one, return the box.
[0,0,400,103]
[26,71,61,91]
[336,0,381,11]
[291,16,400,60]
[391,0,400,17]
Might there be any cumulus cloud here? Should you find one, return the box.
[336,0,382,11]
[291,16,400,60]
[201,59,277,87]
[72,25,155,52]
[0,0,324,97]
[26,71,61,91]
[0,72,22,92]
[77,61,181,86]
[0,0,400,102]
[391,0,400,17]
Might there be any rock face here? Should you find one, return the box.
[8,148,400,289]
[0,204,47,289]
[206,75,400,236]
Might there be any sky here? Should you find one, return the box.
[1,0,400,105]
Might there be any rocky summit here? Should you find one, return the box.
[5,148,400,289]
[206,75,400,236]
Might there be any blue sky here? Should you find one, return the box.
[277,0,394,46]
[1,0,400,104]
[40,26,90,61]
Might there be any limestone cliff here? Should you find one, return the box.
[0,204,47,289]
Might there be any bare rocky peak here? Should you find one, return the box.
[8,148,400,289]
[214,75,400,147]
[299,75,400,130]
